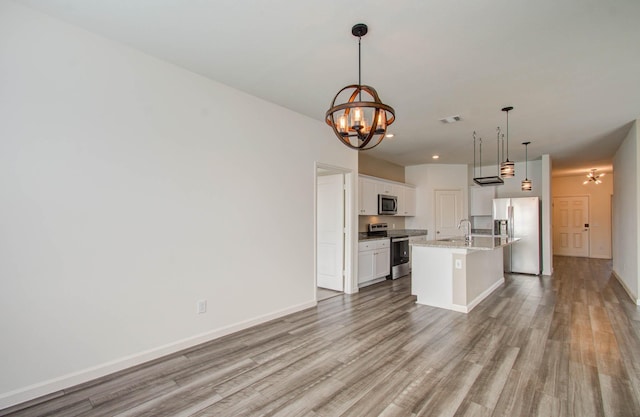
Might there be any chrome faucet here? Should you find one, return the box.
[458,219,472,243]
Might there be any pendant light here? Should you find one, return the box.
[500,106,515,178]
[521,141,532,191]
[325,24,395,150]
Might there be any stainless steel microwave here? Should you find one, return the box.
[378,194,398,215]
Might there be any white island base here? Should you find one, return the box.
[411,237,517,313]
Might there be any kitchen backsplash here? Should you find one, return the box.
[359,215,406,233]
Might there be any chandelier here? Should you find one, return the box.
[500,106,515,178]
[583,169,605,185]
[326,24,395,150]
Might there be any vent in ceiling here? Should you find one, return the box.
[439,115,462,124]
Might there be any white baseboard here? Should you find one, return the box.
[612,270,640,305]
[0,300,317,410]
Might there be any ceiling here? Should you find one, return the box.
[17,0,640,176]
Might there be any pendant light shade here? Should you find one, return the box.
[521,141,532,191]
[500,160,515,178]
[500,106,515,178]
[326,24,395,150]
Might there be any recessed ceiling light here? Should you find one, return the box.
[432,155,440,159]
[385,133,395,138]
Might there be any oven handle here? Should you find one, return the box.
[392,237,409,242]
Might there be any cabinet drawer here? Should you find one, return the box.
[375,239,390,249]
[358,238,390,252]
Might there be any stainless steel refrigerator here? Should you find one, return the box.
[493,197,541,275]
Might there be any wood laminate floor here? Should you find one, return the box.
[316,288,343,302]
[3,256,640,416]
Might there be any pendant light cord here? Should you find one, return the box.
[525,143,528,178]
[506,111,509,160]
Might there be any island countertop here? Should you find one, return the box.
[411,236,519,251]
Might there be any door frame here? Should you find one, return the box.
[314,163,355,297]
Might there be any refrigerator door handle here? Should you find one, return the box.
[508,205,514,237]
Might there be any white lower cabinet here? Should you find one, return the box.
[358,239,390,285]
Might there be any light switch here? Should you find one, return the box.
[455,259,462,269]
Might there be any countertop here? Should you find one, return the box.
[411,236,519,251]
[358,229,428,241]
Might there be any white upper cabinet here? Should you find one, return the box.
[392,184,405,215]
[393,184,416,216]
[470,186,496,216]
[403,186,416,216]
[375,182,393,196]
[358,175,416,216]
[358,176,378,215]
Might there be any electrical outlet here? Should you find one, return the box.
[455,259,462,269]
[197,300,207,314]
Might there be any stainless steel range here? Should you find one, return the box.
[367,223,410,280]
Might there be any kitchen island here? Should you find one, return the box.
[411,236,519,313]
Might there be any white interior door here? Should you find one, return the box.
[317,174,344,291]
[434,189,463,239]
[553,196,589,257]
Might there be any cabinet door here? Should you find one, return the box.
[358,250,375,283]
[358,177,378,215]
[389,185,402,216]
[374,248,390,278]
[375,181,393,196]
[403,187,416,216]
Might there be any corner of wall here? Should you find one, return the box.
[542,155,553,275]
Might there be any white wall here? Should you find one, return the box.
[612,119,639,303]
[405,164,469,235]
[0,2,357,407]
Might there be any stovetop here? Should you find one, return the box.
[367,223,409,239]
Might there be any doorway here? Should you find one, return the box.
[553,195,590,257]
[315,163,353,301]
